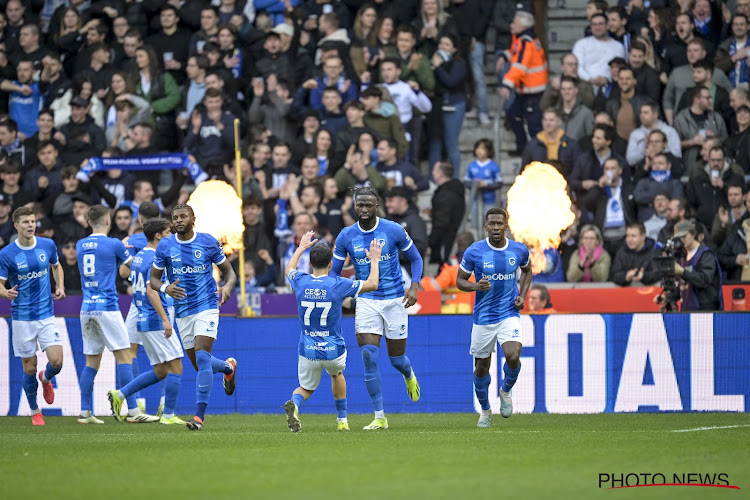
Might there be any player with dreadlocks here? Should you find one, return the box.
[330,185,424,430]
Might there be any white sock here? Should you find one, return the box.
[41,373,49,383]
[374,410,385,419]
[159,395,166,406]
[337,417,347,423]
[118,390,125,400]
[80,410,91,418]
[162,413,174,419]
[481,409,492,416]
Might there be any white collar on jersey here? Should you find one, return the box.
[90,233,107,237]
[176,233,197,244]
[357,217,380,233]
[486,237,509,251]
[16,236,37,250]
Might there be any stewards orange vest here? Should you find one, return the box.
[501,28,548,95]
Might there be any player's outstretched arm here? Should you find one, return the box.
[51,263,66,300]
[146,281,173,338]
[457,269,491,292]
[217,259,237,306]
[361,239,383,293]
[514,263,533,310]
[284,231,318,278]
[0,279,18,300]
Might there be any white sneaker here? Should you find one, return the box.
[126,409,160,423]
[499,389,513,418]
[477,410,492,428]
[479,112,491,125]
[78,413,104,424]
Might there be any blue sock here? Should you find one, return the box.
[22,373,38,411]
[195,350,213,419]
[335,398,347,419]
[360,345,383,411]
[120,370,160,399]
[292,393,305,410]
[116,363,137,412]
[389,354,413,379]
[163,373,181,416]
[43,362,61,383]
[502,362,522,393]
[210,356,232,375]
[131,357,141,399]
[80,366,97,413]
[474,373,491,411]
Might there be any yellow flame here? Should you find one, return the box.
[187,180,244,255]
[506,162,575,273]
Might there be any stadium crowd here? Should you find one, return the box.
[0,0,747,311]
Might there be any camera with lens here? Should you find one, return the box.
[654,237,687,311]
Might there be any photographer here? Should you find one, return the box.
[673,220,723,311]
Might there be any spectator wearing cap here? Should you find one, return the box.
[592,56,624,113]
[385,186,428,276]
[673,219,722,310]
[105,94,152,150]
[146,6,192,86]
[644,191,671,241]
[429,161,465,266]
[24,140,64,201]
[0,193,13,249]
[634,152,684,221]
[57,192,92,243]
[711,182,748,247]
[49,74,105,130]
[362,87,409,160]
[573,13,625,90]
[0,119,28,167]
[726,104,750,176]
[687,146,746,227]
[0,161,34,210]
[57,94,106,155]
[59,237,82,294]
[376,139,428,194]
[254,30,297,88]
[675,86,729,173]
[626,99,682,167]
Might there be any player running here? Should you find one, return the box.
[108,219,186,425]
[151,204,237,431]
[456,208,532,428]
[284,231,382,432]
[331,186,423,430]
[0,207,66,425]
[122,202,168,415]
[77,205,159,424]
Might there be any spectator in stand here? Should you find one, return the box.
[429,161,465,266]
[319,177,353,243]
[50,74,105,130]
[499,11,547,156]
[57,193,92,243]
[644,192,671,241]
[541,53,596,111]
[0,194,13,249]
[217,23,252,92]
[57,95,106,155]
[632,129,685,183]
[318,86,347,136]
[412,0,459,58]
[39,52,70,110]
[626,99,682,166]
[255,29,296,88]
[0,59,45,138]
[59,238,82,295]
[147,6,192,86]
[687,146,746,227]
[557,75,594,141]
[526,284,556,314]
[591,56,624,113]
[310,129,334,177]
[239,195,272,272]
[0,119,29,167]
[607,6,632,59]
[658,12,692,77]
[674,86,729,173]
[657,196,690,244]
[634,153,684,221]
[25,109,60,160]
[109,206,133,240]
[717,14,750,89]
[566,224,611,282]
[570,124,627,200]
[587,157,636,256]
[334,145,387,200]
[362,87,409,160]
[573,13,625,90]
[333,101,375,167]
[465,138,502,214]
[718,197,750,281]
[611,222,660,286]
[24,140,64,202]
[675,58,732,126]
[376,138,428,193]
[301,55,357,112]
[628,40,661,103]
[663,38,731,125]
[711,182,748,246]
[726,104,750,177]
[291,110,320,165]
[185,88,235,167]
[10,23,47,72]
[0,161,34,211]
[134,45,180,152]
[46,166,84,225]
[248,75,296,144]
[605,66,647,144]
[673,220,722,310]
[692,0,723,47]
[384,186,428,276]
[189,6,221,56]
[522,107,580,177]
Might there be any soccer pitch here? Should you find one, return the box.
[2,413,749,499]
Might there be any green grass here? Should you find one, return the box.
[2,413,749,499]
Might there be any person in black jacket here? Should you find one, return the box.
[718,216,750,282]
[429,161,465,265]
[611,222,660,286]
[673,220,723,310]
[385,186,428,276]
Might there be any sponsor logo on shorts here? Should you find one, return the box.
[513,329,520,337]
[470,347,490,356]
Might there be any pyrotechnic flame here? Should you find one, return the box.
[187,180,244,255]
[506,162,575,274]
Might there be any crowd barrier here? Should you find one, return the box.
[1,313,747,416]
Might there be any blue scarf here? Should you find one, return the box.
[76,153,208,184]
[650,170,671,183]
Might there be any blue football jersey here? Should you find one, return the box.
[0,237,59,321]
[288,270,362,360]
[77,234,132,312]
[127,232,148,255]
[460,238,530,325]
[130,249,170,332]
[465,160,502,204]
[332,218,412,300]
[153,232,226,318]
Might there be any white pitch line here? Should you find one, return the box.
[671,424,750,433]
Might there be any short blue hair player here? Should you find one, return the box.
[151,204,238,431]
[0,207,67,426]
[457,208,533,428]
[331,186,424,430]
[284,231,383,432]
[78,205,159,424]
